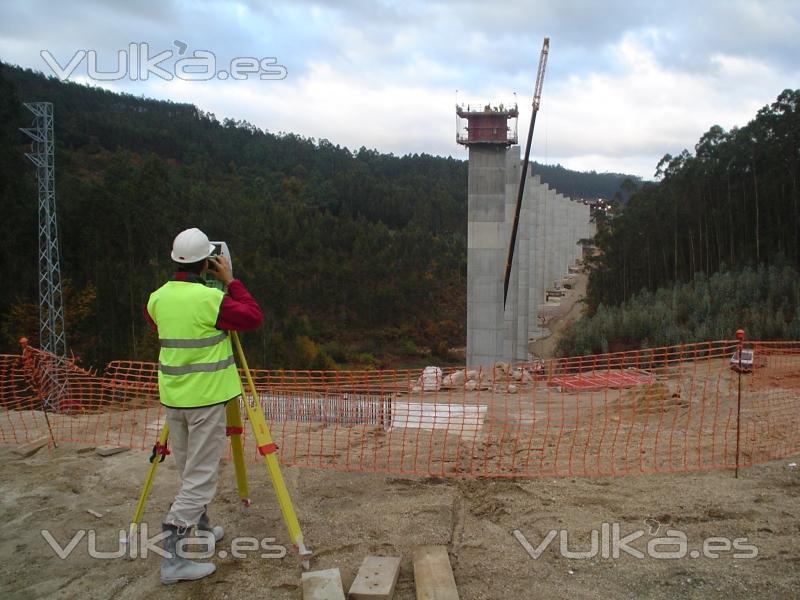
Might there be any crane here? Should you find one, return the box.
[503,37,549,308]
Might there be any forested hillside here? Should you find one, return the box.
[559,89,800,356]
[586,89,800,310]
[0,63,630,368]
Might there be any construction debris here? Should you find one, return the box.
[348,555,401,599]
[493,362,510,380]
[95,446,129,457]
[12,437,48,458]
[389,402,487,440]
[301,568,346,600]
[418,362,538,394]
[440,370,465,389]
[412,545,459,600]
[420,366,443,391]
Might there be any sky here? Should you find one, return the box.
[1,0,798,179]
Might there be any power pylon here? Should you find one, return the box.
[21,102,66,358]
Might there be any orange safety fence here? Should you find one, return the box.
[2,339,800,478]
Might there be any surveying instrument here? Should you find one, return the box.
[126,242,312,568]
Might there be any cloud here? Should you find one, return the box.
[1,0,798,179]
[535,34,796,177]
[145,61,457,157]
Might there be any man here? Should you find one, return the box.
[145,227,262,584]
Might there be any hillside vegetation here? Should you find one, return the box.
[558,262,800,356]
[559,89,800,356]
[0,63,629,368]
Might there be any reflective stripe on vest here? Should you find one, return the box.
[159,331,228,349]
[147,281,241,408]
[159,354,236,376]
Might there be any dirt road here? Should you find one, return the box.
[531,272,588,359]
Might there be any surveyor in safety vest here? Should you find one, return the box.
[145,227,262,584]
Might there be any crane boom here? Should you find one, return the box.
[503,37,549,308]
[532,38,549,111]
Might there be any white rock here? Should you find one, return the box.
[493,362,510,378]
[442,370,466,388]
[421,366,443,391]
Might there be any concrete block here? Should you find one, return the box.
[478,249,504,272]
[471,354,497,370]
[12,437,48,458]
[469,222,501,249]
[468,279,501,306]
[412,546,459,600]
[468,145,506,169]
[468,328,497,351]
[501,339,514,362]
[466,274,496,297]
[348,555,401,599]
[302,568,346,600]
[470,302,500,329]
[468,196,505,222]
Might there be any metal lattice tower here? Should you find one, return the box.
[21,102,66,357]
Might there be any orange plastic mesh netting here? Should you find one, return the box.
[2,339,799,478]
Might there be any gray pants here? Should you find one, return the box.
[164,402,227,527]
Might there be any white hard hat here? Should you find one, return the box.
[171,228,214,263]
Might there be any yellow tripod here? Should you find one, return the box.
[127,332,312,567]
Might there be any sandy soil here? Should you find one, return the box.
[1,441,799,599]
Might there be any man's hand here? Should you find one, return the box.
[207,255,234,286]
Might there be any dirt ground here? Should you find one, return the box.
[2,441,799,599]
[532,272,588,359]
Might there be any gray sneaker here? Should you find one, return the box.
[197,509,224,542]
[160,523,216,585]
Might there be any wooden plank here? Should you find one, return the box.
[95,446,129,457]
[412,546,459,600]
[302,568,346,600]
[12,438,48,458]
[348,555,401,599]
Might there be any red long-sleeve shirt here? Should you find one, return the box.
[144,273,263,332]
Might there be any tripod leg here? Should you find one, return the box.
[226,398,251,506]
[230,331,312,568]
[126,423,170,544]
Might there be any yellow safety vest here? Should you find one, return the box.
[146,280,241,408]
